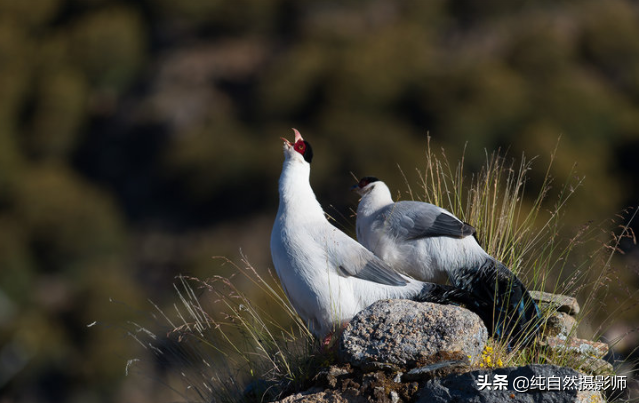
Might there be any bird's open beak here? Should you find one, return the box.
[280,136,292,146]
[281,128,303,146]
[350,184,360,192]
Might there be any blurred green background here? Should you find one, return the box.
[1,0,638,402]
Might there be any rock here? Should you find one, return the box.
[313,365,352,389]
[403,360,469,382]
[540,336,613,376]
[416,364,604,403]
[563,355,614,376]
[339,300,487,370]
[276,387,367,403]
[543,311,578,338]
[359,361,401,373]
[544,336,609,359]
[530,291,580,315]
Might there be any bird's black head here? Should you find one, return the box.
[294,139,313,163]
[357,176,379,188]
[282,129,314,163]
[351,176,380,193]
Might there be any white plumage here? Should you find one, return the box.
[270,131,442,339]
[353,176,541,344]
[353,177,488,284]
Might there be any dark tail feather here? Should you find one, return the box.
[447,259,541,348]
[412,282,457,303]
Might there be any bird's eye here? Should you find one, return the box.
[294,141,306,154]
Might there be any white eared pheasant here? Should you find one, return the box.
[270,130,452,340]
[353,176,541,345]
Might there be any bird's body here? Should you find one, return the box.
[353,177,541,345]
[356,185,487,285]
[271,131,444,338]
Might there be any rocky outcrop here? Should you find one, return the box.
[532,292,613,377]
[271,293,611,403]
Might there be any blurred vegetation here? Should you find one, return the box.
[0,0,638,402]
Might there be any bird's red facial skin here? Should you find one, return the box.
[282,128,305,152]
[358,178,370,188]
[294,140,306,155]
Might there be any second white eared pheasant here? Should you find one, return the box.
[352,176,542,346]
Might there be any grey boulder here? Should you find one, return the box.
[339,299,487,370]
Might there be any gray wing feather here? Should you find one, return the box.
[382,201,476,240]
[338,258,407,286]
[330,232,407,286]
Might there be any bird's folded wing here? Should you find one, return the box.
[385,201,476,240]
[331,234,408,286]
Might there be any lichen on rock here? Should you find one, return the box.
[338,299,487,370]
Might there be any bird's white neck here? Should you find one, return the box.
[277,157,325,221]
[357,183,394,219]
